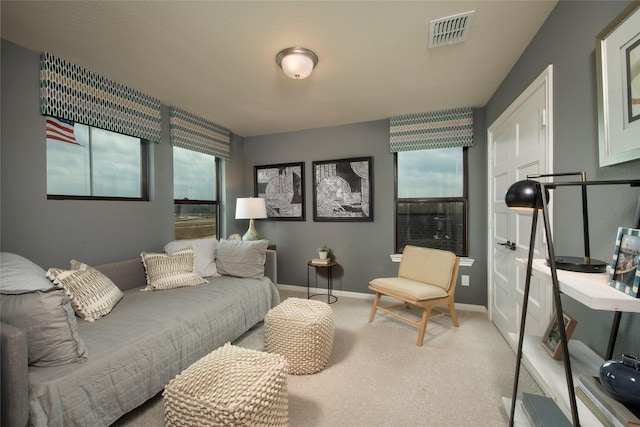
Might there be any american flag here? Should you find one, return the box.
[46,116,80,145]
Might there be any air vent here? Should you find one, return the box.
[428,10,475,48]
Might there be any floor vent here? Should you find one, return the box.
[428,10,475,48]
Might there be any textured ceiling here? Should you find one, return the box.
[1,1,557,137]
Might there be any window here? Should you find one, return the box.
[173,147,220,240]
[395,147,468,256]
[47,120,148,200]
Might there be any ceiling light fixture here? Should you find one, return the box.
[275,47,318,80]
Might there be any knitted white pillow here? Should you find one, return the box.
[140,246,206,291]
[46,260,124,322]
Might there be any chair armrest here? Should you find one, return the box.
[265,250,277,284]
[1,321,29,427]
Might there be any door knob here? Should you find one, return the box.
[498,240,516,251]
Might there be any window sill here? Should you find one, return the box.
[390,254,474,267]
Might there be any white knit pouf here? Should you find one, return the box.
[264,297,335,375]
[163,343,288,427]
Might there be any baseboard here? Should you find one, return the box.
[276,283,487,313]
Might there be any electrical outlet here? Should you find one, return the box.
[461,275,470,286]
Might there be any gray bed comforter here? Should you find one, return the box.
[27,276,279,427]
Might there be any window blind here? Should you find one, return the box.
[40,52,162,142]
[169,107,230,160]
[389,107,473,152]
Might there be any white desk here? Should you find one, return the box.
[517,258,640,312]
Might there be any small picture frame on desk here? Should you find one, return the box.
[541,312,577,360]
[609,227,640,298]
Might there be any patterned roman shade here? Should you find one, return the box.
[40,52,162,142]
[389,107,473,152]
[169,107,231,160]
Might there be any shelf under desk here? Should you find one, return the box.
[510,258,639,425]
[507,334,604,426]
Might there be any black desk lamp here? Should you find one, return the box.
[529,172,606,273]
[505,175,640,427]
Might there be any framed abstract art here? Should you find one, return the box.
[312,156,373,222]
[254,162,305,221]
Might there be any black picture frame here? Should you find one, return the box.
[626,37,640,124]
[254,162,305,221]
[312,156,373,222]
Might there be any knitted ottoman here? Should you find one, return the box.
[163,343,288,427]
[265,297,335,375]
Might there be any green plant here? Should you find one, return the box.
[318,244,329,252]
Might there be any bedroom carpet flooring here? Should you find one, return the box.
[113,288,541,426]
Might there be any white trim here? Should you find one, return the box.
[276,283,487,313]
[389,254,474,267]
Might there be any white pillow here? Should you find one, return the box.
[46,260,124,322]
[164,237,219,277]
[141,246,206,291]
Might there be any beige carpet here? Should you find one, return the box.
[113,289,540,426]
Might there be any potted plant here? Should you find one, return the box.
[318,244,330,260]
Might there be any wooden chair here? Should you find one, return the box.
[368,245,461,346]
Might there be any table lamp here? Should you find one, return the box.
[235,197,267,241]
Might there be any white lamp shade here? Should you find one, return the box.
[280,53,315,79]
[235,197,267,219]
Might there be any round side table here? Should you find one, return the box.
[307,260,338,304]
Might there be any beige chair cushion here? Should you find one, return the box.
[398,246,457,291]
[369,277,449,301]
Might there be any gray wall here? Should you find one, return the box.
[485,0,640,358]
[242,111,488,305]
[0,39,176,267]
[221,133,247,238]
[0,34,489,306]
[0,40,252,268]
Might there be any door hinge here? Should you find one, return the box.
[541,108,547,127]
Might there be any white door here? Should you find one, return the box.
[488,65,554,342]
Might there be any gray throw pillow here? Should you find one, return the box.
[215,239,269,279]
[0,287,88,367]
[0,252,54,291]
